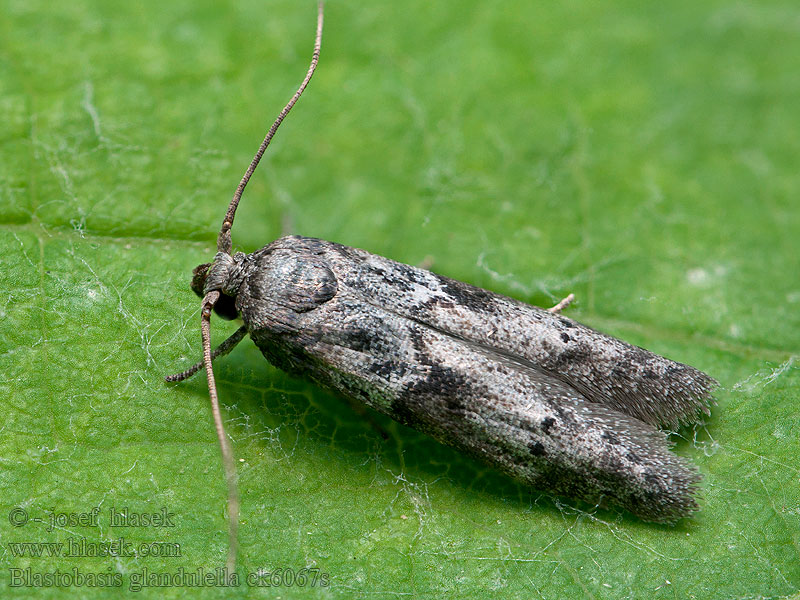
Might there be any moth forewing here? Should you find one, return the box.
[228,235,713,524]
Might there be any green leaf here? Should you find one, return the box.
[2,0,798,598]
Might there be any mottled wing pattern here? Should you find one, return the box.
[331,242,717,429]
[238,236,713,522]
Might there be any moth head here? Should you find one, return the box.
[166,1,324,574]
[190,261,239,320]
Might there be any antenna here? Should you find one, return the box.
[217,1,324,255]
[199,2,324,572]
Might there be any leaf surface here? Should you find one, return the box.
[2,1,798,598]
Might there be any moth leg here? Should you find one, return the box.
[280,211,294,237]
[342,397,390,440]
[548,293,575,314]
[417,255,435,270]
[165,326,248,382]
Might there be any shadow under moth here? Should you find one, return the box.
[166,3,717,569]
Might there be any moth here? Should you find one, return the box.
[167,3,716,569]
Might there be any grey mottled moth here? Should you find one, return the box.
[166,3,716,568]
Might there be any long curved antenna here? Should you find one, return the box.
[200,291,240,573]
[199,3,324,572]
[217,1,324,254]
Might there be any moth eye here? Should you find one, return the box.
[213,293,239,320]
[190,262,238,319]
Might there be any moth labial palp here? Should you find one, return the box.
[166,0,717,571]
